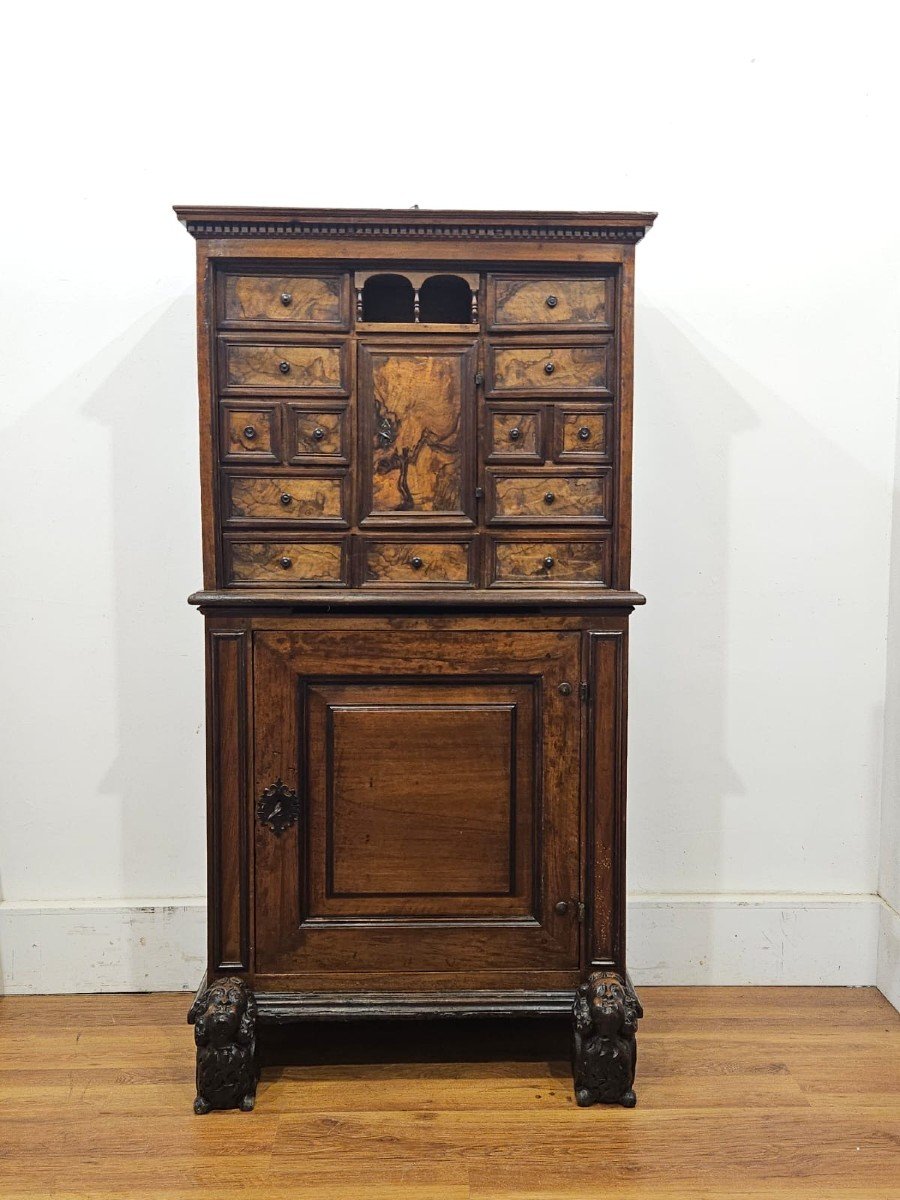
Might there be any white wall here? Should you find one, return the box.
[2,2,899,991]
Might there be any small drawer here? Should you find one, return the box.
[487,470,611,525]
[220,405,279,463]
[362,539,474,588]
[220,340,348,393]
[553,405,612,463]
[489,536,612,587]
[487,341,611,397]
[225,474,347,525]
[287,406,349,464]
[486,408,543,463]
[220,273,349,329]
[487,275,613,331]
[225,538,347,586]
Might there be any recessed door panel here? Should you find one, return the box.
[253,629,582,986]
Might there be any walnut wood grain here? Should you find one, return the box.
[553,405,612,463]
[359,343,475,522]
[488,275,613,331]
[220,406,278,462]
[287,408,347,462]
[362,539,473,586]
[487,409,543,463]
[488,342,611,396]
[222,341,346,392]
[226,540,346,585]
[225,475,345,523]
[490,537,612,586]
[488,471,611,524]
[222,273,348,327]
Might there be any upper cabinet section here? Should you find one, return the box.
[356,271,479,329]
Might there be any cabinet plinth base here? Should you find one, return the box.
[571,971,641,1107]
[188,977,258,1114]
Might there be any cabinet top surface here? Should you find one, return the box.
[174,205,657,243]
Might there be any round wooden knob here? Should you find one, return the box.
[279,557,292,569]
[578,426,591,441]
[280,292,293,306]
[546,295,558,309]
[558,682,572,696]
[543,556,554,569]
[312,427,325,441]
[544,361,555,375]
[544,492,555,505]
[410,556,423,570]
[279,493,293,506]
[509,427,521,442]
[278,360,291,374]
[242,425,257,440]
[554,900,569,915]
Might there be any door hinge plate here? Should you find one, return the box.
[474,371,485,386]
[579,681,589,702]
[576,901,586,922]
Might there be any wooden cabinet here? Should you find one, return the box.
[178,205,655,1114]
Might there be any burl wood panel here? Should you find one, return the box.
[491,537,612,586]
[223,342,346,391]
[487,409,543,462]
[489,275,613,330]
[489,342,611,396]
[226,539,345,584]
[220,406,278,462]
[554,405,612,462]
[208,631,248,970]
[363,539,472,586]
[222,273,346,326]
[288,408,346,461]
[226,475,345,523]
[326,702,516,896]
[252,629,581,980]
[360,344,475,520]
[488,471,611,524]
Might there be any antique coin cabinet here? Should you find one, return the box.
[176,206,655,1112]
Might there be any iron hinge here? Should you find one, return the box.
[576,901,586,922]
[579,681,589,702]
[474,371,485,386]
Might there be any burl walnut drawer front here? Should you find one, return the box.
[487,470,611,525]
[487,341,611,397]
[225,475,346,525]
[487,275,614,331]
[225,539,347,585]
[486,408,543,463]
[287,406,348,464]
[489,536,612,586]
[362,539,474,587]
[553,405,612,463]
[220,405,279,463]
[221,340,348,394]
[220,273,349,329]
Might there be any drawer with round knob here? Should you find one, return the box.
[486,407,543,463]
[486,275,614,332]
[553,405,612,463]
[219,273,350,329]
[224,537,347,585]
[486,340,612,397]
[287,406,349,464]
[362,538,474,588]
[486,470,612,525]
[224,474,347,526]
[219,404,279,463]
[488,535,612,587]
[220,339,348,394]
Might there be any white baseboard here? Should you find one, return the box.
[877,896,900,1011]
[0,893,886,996]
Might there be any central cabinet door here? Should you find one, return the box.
[253,629,582,988]
[358,342,477,525]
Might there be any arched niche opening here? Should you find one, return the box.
[362,274,415,322]
[418,274,473,324]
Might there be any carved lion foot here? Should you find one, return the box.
[571,971,641,1108]
[188,976,259,1114]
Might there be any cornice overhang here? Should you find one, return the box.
[173,206,657,244]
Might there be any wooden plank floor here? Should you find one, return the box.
[0,987,897,1199]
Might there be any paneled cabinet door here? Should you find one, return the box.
[252,629,583,989]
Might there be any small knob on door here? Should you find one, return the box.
[554,900,570,916]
